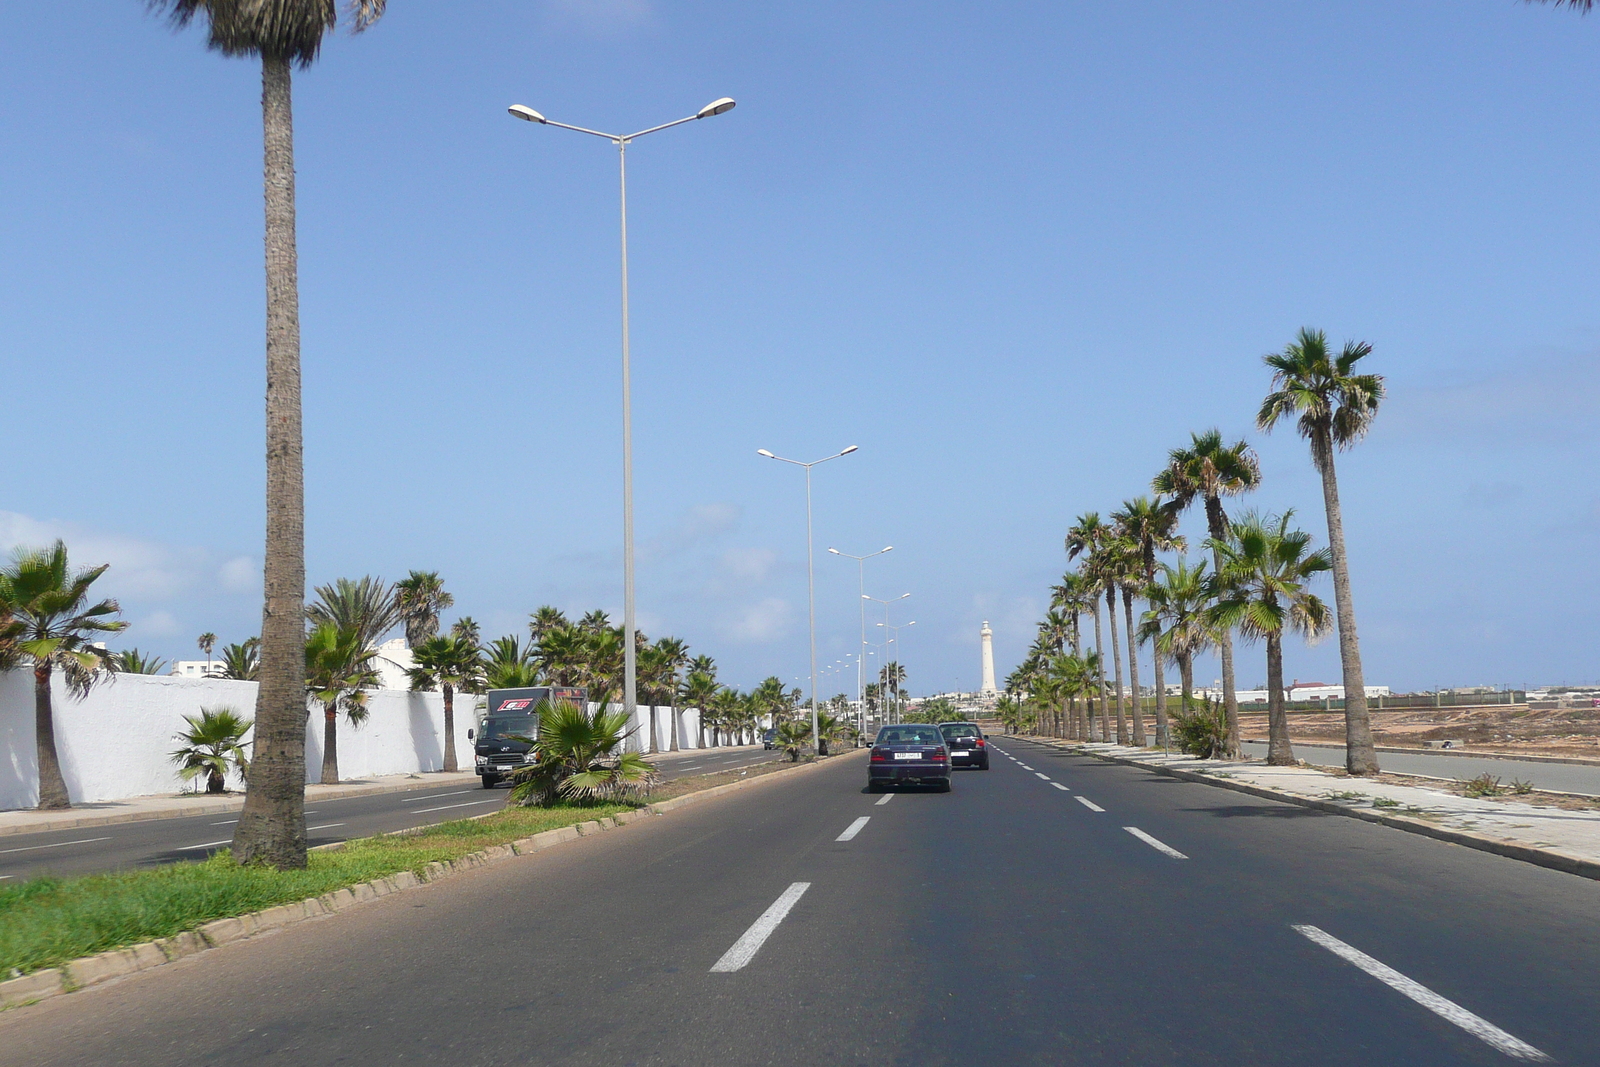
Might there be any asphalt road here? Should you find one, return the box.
[0,747,780,883]
[4,737,1598,1066]
[1240,740,1600,795]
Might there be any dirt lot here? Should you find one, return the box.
[1236,704,1600,759]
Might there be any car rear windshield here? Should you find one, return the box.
[941,723,979,737]
[876,726,943,745]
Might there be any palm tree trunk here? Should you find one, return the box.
[1122,586,1145,746]
[1151,629,1170,747]
[669,699,681,751]
[321,701,340,785]
[1204,494,1241,757]
[1091,602,1110,742]
[234,53,308,870]
[1266,631,1295,765]
[33,663,70,809]
[1179,653,1194,715]
[1105,587,1127,744]
[442,682,457,772]
[1314,430,1378,775]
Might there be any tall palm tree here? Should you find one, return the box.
[304,621,381,785]
[1066,513,1114,743]
[1208,512,1333,766]
[1139,558,1216,717]
[450,616,481,646]
[155,0,387,869]
[528,605,569,642]
[1087,540,1135,745]
[652,636,691,751]
[394,571,453,649]
[407,634,484,773]
[306,576,400,649]
[1258,327,1385,775]
[578,609,612,634]
[0,541,126,809]
[1153,429,1261,755]
[680,669,719,748]
[1114,497,1185,746]
[198,632,217,676]
[482,634,537,689]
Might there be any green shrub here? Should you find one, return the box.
[1172,697,1229,759]
[1463,773,1503,798]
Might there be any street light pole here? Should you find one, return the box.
[878,619,916,721]
[863,592,910,723]
[507,97,735,729]
[829,545,892,743]
[759,446,859,757]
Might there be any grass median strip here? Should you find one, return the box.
[0,801,632,978]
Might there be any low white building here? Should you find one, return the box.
[169,660,215,679]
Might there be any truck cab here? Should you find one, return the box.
[472,686,586,788]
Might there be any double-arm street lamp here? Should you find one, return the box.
[507,96,736,726]
[758,445,859,757]
[878,619,916,721]
[828,545,892,742]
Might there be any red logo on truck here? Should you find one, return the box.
[497,698,533,711]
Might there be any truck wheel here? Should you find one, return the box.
[482,775,496,789]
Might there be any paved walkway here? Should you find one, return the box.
[0,772,483,836]
[1240,740,1600,795]
[1017,737,1600,871]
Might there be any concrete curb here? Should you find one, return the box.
[0,775,483,837]
[1241,739,1600,769]
[1016,736,1600,884]
[0,750,861,1012]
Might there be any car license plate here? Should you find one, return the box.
[893,752,919,760]
[951,750,969,757]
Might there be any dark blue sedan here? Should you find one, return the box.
[868,724,952,792]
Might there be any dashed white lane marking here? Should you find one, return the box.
[401,789,472,803]
[1124,826,1188,859]
[1051,782,1070,791]
[0,875,11,880]
[1292,925,1551,1062]
[210,819,239,826]
[1034,772,1050,780]
[178,838,234,851]
[836,816,871,842]
[308,823,346,831]
[1019,764,1034,770]
[1075,796,1105,812]
[411,799,503,814]
[875,793,894,806]
[710,882,811,973]
[0,836,112,855]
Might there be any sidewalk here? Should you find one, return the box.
[0,771,483,837]
[1017,736,1600,880]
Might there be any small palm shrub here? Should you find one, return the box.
[774,719,811,761]
[169,706,252,794]
[1172,697,1229,759]
[509,700,659,807]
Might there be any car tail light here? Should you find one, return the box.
[932,748,948,762]
[870,749,888,762]
[974,738,985,748]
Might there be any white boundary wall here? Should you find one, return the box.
[0,669,473,810]
[0,670,756,809]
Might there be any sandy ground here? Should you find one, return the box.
[1236,705,1600,759]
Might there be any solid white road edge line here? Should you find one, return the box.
[875,793,894,806]
[710,882,811,973]
[1075,796,1105,812]
[210,819,239,826]
[0,836,113,855]
[411,799,504,815]
[836,816,871,842]
[308,823,346,831]
[1051,782,1070,791]
[1124,826,1188,859]
[1035,772,1050,780]
[178,839,234,851]
[1292,924,1551,1062]
[401,789,473,803]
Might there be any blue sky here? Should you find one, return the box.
[3,1,1598,695]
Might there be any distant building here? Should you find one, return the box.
[169,661,215,679]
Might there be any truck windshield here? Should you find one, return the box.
[481,715,534,740]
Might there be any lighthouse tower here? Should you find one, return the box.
[980,621,997,695]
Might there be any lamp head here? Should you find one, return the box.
[757,449,775,459]
[861,594,871,600]
[883,545,893,552]
[840,445,859,456]
[828,548,841,555]
[508,105,547,124]
[697,97,737,119]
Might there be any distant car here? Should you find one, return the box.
[868,724,951,792]
[762,728,777,750]
[938,721,990,770]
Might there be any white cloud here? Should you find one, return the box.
[219,556,258,593]
[720,547,777,584]
[137,611,182,638]
[724,598,792,643]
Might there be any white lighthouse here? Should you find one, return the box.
[980,621,996,695]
